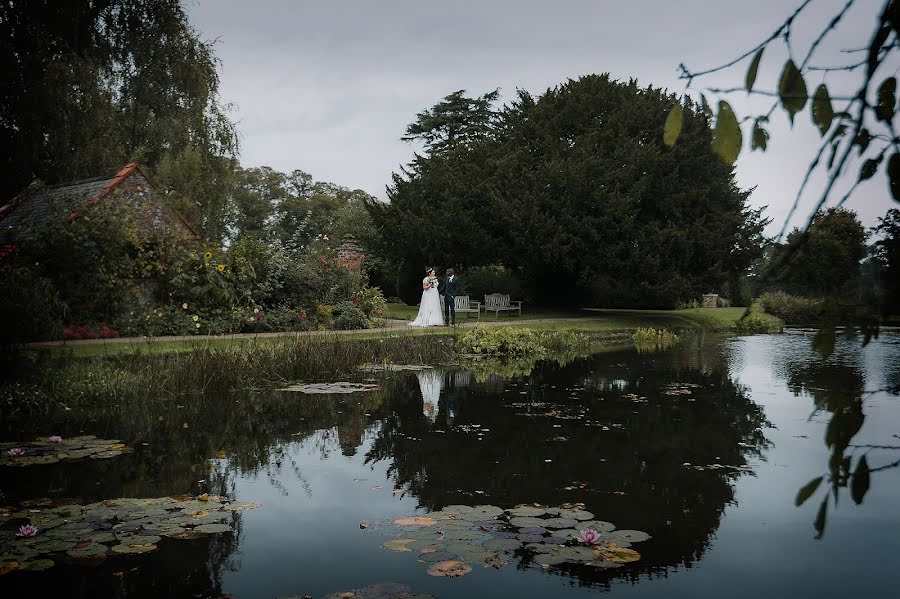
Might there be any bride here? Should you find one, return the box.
[408,268,444,327]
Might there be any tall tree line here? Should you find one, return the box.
[369,76,768,307]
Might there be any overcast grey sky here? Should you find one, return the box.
[187,0,896,236]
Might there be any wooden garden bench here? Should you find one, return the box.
[440,295,481,319]
[483,293,523,317]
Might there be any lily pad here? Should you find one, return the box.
[66,544,108,558]
[281,382,379,394]
[442,505,474,515]
[393,516,437,527]
[165,530,208,540]
[507,507,548,518]
[518,526,549,535]
[509,516,545,528]
[426,559,472,577]
[193,523,232,534]
[541,517,579,529]
[18,558,55,571]
[441,529,485,541]
[482,538,522,552]
[580,520,616,533]
[599,546,641,563]
[111,543,157,554]
[383,539,416,552]
[0,436,134,467]
[607,529,651,543]
[417,549,455,563]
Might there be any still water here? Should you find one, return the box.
[1,332,899,598]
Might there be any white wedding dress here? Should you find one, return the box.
[416,369,443,423]
[408,277,444,327]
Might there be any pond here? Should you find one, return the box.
[1,331,899,598]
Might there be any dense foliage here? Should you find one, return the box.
[768,208,868,298]
[370,76,768,307]
[0,0,239,241]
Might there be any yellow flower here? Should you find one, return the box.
[217,264,225,272]
[182,303,188,310]
[204,251,213,260]
[192,315,199,322]
[195,323,200,329]
[254,308,260,314]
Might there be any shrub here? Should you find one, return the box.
[63,323,120,340]
[0,265,66,344]
[633,327,679,350]
[759,291,825,324]
[333,301,369,330]
[263,305,314,332]
[114,305,206,337]
[460,326,545,356]
[734,314,780,335]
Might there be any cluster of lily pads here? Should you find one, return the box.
[0,494,260,575]
[370,504,650,576]
[0,436,133,467]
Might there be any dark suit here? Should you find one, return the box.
[443,275,460,324]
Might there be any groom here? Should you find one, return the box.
[443,267,459,326]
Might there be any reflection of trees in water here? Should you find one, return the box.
[0,387,387,598]
[776,334,900,537]
[366,345,770,584]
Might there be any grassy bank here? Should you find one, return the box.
[26,305,761,359]
[2,334,457,420]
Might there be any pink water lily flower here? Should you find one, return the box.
[579,528,601,545]
[17,524,38,538]
[49,435,62,443]
[7,447,25,457]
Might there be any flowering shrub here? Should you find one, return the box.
[333,301,369,330]
[63,323,121,340]
[114,305,201,336]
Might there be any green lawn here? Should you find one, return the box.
[29,305,766,359]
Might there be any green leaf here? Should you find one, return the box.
[854,129,871,153]
[746,47,764,92]
[859,156,883,182]
[700,93,713,120]
[850,455,870,505]
[795,476,823,506]
[663,103,683,147]
[811,84,834,136]
[812,326,836,357]
[751,120,769,151]
[889,152,900,202]
[813,497,828,539]
[875,77,897,122]
[778,59,808,125]
[712,100,742,165]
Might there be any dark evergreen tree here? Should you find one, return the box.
[373,75,767,307]
[771,208,868,297]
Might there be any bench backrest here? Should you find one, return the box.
[455,295,471,309]
[484,293,510,308]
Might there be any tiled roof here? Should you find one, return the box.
[0,163,199,245]
[0,176,113,245]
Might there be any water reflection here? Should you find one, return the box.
[366,346,771,585]
[2,334,898,597]
[769,330,900,537]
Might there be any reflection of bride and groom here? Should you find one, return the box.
[416,369,469,425]
[408,267,460,327]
